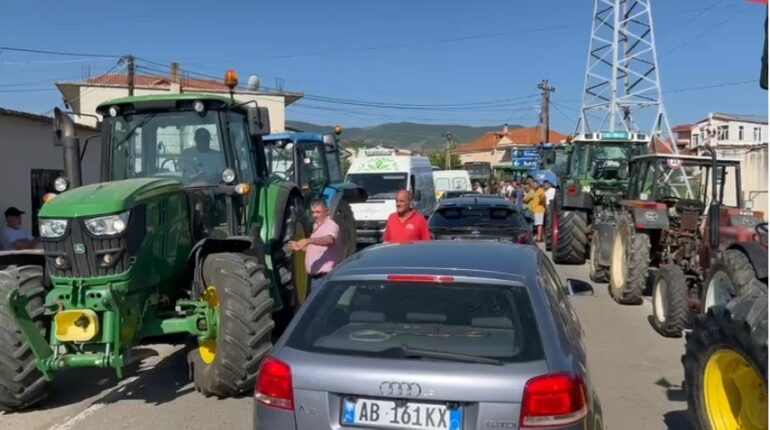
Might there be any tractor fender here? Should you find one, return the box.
[325,187,345,216]
[726,242,768,281]
[0,249,45,269]
[261,182,305,251]
[560,188,594,211]
[187,236,260,298]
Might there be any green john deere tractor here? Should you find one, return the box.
[0,92,311,410]
[549,131,647,280]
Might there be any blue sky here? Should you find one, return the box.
[0,0,767,135]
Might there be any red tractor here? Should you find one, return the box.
[607,149,766,337]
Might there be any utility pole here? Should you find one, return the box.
[127,55,135,96]
[538,80,555,144]
[443,132,456,170]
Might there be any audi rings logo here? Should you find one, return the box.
[379,381,422,397]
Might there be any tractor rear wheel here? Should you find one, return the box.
[190,253,274,397]
[0,265,48,411]
[683,284,768,430]
[545,205,554,252]
[273,198,310,334]
[651,265,689,337]
[703,249,764,312]
[334,200,357,259]
[609,224,649,305]
[552,210,588,264]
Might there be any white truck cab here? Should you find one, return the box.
[345,147,436,245]
[432,169,472,199]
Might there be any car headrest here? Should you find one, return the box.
[349,311,385,323]
[471,317,513,329]
[406,313,447,323]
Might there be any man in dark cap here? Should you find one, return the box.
[2,207,38,250]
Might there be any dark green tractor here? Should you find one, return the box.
[549,132,647,281]
[0,91,311,411]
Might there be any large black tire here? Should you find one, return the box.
[273,198,310,333]
[702,249,765,312]
[651,265,689,337]
[333,200,357,259]
[189,253,273,397]
[552,210,588,264]
[683,285,768,430]
[589,238,609,283]
[0,265,48,411]
[608,224,649,305]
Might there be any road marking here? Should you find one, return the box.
[46,344,184,430]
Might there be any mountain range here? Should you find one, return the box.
[286,121,523,152]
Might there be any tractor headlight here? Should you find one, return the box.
[40,219,68,238]
[84,211,130,236]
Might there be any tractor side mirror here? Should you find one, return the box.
[247,106,271,137]
[566,279,594,296]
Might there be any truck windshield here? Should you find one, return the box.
[347,173,407,199]
[573,143,632,180]
[110,111,226,185]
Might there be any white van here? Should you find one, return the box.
[432,170,472,199]
[345,147,436,245]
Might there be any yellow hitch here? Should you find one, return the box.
[54,309,100,342]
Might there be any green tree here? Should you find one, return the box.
[427,144,462,170]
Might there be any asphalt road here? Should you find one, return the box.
[0,250,695,430]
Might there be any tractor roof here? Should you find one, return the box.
[96,93,237,115]
[264,132,327,143]
[630,153,741,166]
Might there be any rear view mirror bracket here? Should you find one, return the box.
[566,279,594,296]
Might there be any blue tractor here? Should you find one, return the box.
[263,131,368,258]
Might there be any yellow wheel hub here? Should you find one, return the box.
[198,286,219,365]
[294,222,310,304]
[704,349,768,430]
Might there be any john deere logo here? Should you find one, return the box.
[73,244,86,254]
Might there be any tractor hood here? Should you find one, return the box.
[40,178,183,218]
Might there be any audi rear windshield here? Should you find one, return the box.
[286,280,544,363]
[429,207,528,229]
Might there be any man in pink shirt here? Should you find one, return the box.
[289,199,342,292]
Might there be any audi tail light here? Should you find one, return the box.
[387,275,455,283]
[516,231,532,244]
[255,357,294,411]
[520,373,588,428]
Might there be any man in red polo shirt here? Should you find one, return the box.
[382,190,431,243]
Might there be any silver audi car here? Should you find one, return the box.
[254,241,603,430]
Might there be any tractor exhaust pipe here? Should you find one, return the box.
[702,145,719,250]
[53,108,83,189]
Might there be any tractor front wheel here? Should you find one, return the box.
[651,265,689,337]
[189,252,274,397]
[552,210,588,264]
[702,249,764,312]
[683,285,768,430]
[608,224,649,305]
[0,265,48,411]
[273,198,310,335]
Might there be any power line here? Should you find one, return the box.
[662,5,754,57]
[0,46,121,59]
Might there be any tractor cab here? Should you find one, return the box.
[263,132,342,204]
[94,94,271,241]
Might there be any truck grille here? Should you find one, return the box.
[43,210,144,279]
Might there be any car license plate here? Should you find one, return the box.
[341,398,462,430]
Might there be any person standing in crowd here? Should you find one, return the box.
[383,190,431,243]
[289,199,342,293]
[2,207,38,250]
[529,182,547,242]
[543,180,556,208]
[472,181,484,193]
[512,182,525,210]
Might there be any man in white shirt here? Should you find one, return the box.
[2,207,38,250]
[543,180,556,207]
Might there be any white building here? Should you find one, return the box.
[56,73,303,132]
[0,108,99,240]
[675,113,768,215]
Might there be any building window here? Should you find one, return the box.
[692,134,699,146]
[717,125,729,141]
[754,127,761,141]
[739,126,744,140]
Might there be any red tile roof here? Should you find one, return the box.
[88,74,230,92]
[455,127,568,153]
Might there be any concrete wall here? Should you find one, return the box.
[74,86,287,133]
[0,115,99,234]
[458,148,503,165]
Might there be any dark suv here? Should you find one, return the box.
[427,196,533,244]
